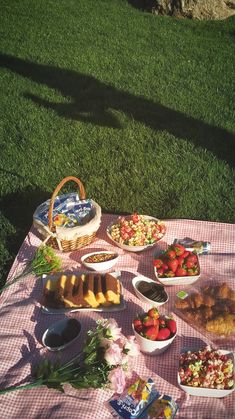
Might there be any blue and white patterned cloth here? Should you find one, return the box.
[34,193,92,228]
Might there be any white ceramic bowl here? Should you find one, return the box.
[178,349,234,398]
[107,215,166,253]
[81,251,119,272]
[132,324,176,356]
[132,276,169,307]
[154,266,200,286]
[42,318,81,352]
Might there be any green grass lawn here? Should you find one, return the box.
[0,0,235,286]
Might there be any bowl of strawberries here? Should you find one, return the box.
[153,243,200,286]
[132,307,177,356]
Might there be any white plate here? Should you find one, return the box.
[132,276,169,307]
[154,267,200,286]
[42,318,82,352]
[106,215,165,252]
[41,271,125,314]
[81,251,119,272]
[177,349,235,398]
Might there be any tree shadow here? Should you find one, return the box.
[0,53,235,168]
[127,0,156,12]
[0,185,50,283]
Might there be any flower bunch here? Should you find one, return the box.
[0,319,140,396]
[0,245,62,295]
[85,318,140,394]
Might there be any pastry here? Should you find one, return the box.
[175,281,235,336]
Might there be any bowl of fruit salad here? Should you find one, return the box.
[153,243,200,286]
[178,346,235,397]
[107,214,166,252]
[132,307,177,355]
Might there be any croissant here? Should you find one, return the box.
[206,314,235,336]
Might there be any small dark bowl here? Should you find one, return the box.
[42,318,81,351]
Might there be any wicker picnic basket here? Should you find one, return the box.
[33,176,102,252]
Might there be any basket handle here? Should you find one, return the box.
[48,176,86,229]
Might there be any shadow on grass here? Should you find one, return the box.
[127,0,156,11]
[0,53,235,168]
[0,186,50,284]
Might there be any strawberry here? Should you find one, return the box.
[135,325,143,333]
[187,267,199,276]
[186,253,198,264]
[143,315,159,327]
[165,249,176,260]
[175,267,187,277]
[147,307,160,319]
[166,319,177,335]
[156,328,170,340]
[185,259,196,269]
[157,267,164,277]
[172,244,185,256]
[158,317,166,328]
[153,259,163,268]
[162,263,169,272]
[133,318,143,330]
[165,270,175,277]
[144,326,159,340]
[182,250,189,258]
[177,256,185,267]
[167,258,179,273]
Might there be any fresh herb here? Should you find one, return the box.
[0,245,62,295]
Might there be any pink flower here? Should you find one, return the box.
[104,342,123,366]
[105,319,123,341]
[124,336,140,357]
[108,367,126,394]
[99,337,112,348]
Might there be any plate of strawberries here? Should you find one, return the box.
[153,243,200,286]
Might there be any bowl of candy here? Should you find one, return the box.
[132,307,177,355]
[107,214,166,252]
[81,251,119,272]
[132,276,169,307]
[154,243,200,286]
[178,346,235,397]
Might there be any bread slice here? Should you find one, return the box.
[83,274,100,308]
[72,274,90,308]
[57,274,67,299]
[43,276,63,308]
[104,273,120,305]
[62,274,86,308]
[94,274,106,305]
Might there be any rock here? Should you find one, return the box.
[150,0,235,20]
